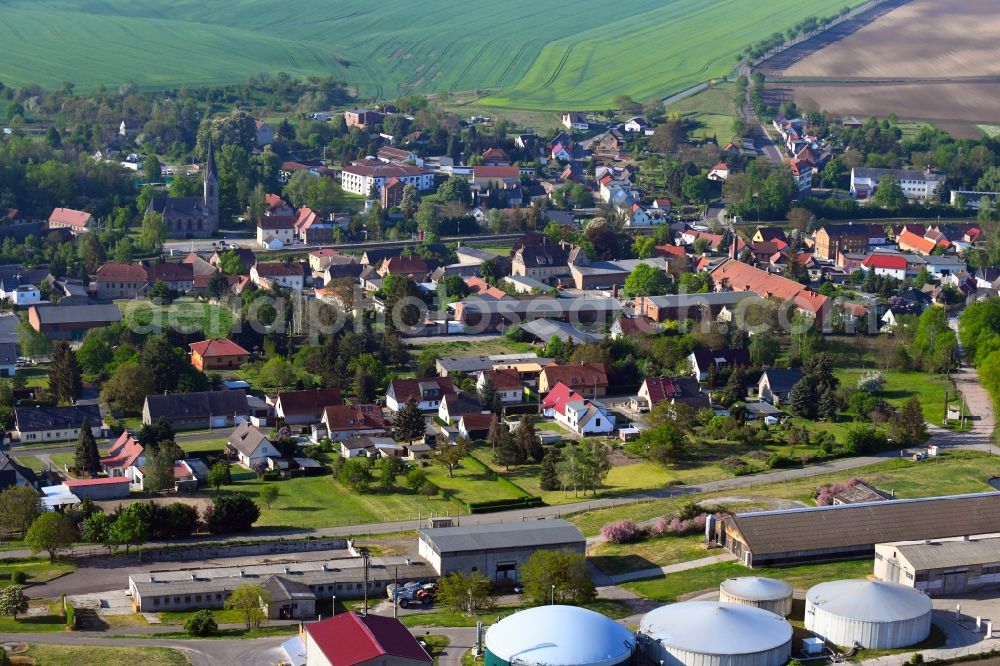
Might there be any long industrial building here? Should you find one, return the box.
[712,492,1000,567]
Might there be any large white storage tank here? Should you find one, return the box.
[484,605,634,666]
[638,601,793,666]
[805,580,932,649]
[720,577,794,617]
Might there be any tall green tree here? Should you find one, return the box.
[0,586,28,620]
[519,549,594,605]
[225,583,269,630]
[73,418,101,476]
[514,415,543,462]
[392,397,426,444]
[0,486,41,538]
[871,176,905,210]
[623,263,671,297]
[24,513,75,561]
[49,341,82,404]
[436,571,497,614]
[539,451,561,491]
[138,211,167,252]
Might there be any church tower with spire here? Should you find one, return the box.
[204,142,218,217]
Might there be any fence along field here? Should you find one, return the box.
[1,0,865,109]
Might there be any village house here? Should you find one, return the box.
[47,208,92,235]
[142,389,249,430]
[343,108,386,129]
[297,612,431,666]
[476,369,524,403]
[861,253,908,281]
[319,404,387,441]
[633,376,711,412]
[226,422,281,469]
[272,388,343,427]
[251,262,304,291]
[896,229,937,256]
[568,256,668,290]
[256,216,297,249]
[340,160,434,197]
[458,412,494,440]
[562,112,589,131]
[438,392,486,424]
[689,349,751,382]
[147,263,194,293]
[758,368,805,405]
[610,315,658,339]
[254,120,275,147]
[709,259,829,325]
[481,147,511,166]
[637,292,759,325]
[183,252,218,292]
[470,166,521,189]
[510,241,570,282]
[379,256,430,282]
[538,364,608,397]
[707,162,730,182]
[377,146,422,166]
[189,339,250,372]
[264,193,294,216]
[385,377,456,412]
[101,431,145,480]
[210,248,256,272]
[541,382,615,436]
[13,404,103,443]
[813,225,869,262]
[623,116,648,133]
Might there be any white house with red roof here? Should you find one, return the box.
[264,193,293,216]
[320,404,387,441]
[385,377,455,412]
[861,253,908,281]
[707,162,730,182]
[297,612,431,666]
[101,431,146,480]
[251,262,305,290]
[541,382,615,436]
[476,369,523,403]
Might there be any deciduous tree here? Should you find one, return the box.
[520,549,594,605]
[225,583,269,630]
[25,513,76,561]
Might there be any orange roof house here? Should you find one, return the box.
[709,259,829,324]
[896,229,936,256]
[189,339,250,372]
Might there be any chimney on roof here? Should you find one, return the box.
[239,570,245,577]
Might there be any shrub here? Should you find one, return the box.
[857,370,886,394]
[601,519,644,544]
[766,453,797,469]
[10,571,25,585]
[185,609,218,637]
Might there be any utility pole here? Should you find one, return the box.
[362,551,370,616]
[393,564,398,619]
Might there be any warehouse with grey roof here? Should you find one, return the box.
[875,534,1000,595]
[418,520,585,583]
[713,492,1000,567]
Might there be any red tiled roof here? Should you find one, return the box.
[310,249,339,258]
[711,162,729,171]
[483,369,522,391]
[382,256,428,275]
[541,382,587,415]
[148,263,194,282]
[710,259,828,317]
[305,612,431,666]
[101,432,144,470]
[540,364,608,389]
[49,208,92,228]
[472,166,519,179]
[258,215,296,230]
[862,254,907,270]
[264,193,288,212]
[482,148,510,161]
[615,316,656,336]
[465,276,506,300]
[96,263,147,282]
[343,160,428,178]
[254,262,304,277]
[642,377,681,405]
[189,339,249,358]
[460,412,495,431]
[322,404,386,431]
[276,388,343,415]
[897,229,936,255]
[655,245,687,259]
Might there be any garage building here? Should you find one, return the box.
[713,492,1000,567]
[875,535,1000,595]
[418,520,585,583]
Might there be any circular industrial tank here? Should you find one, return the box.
[805,580,932,649]
[638,601,793,666]
[720,577,794,617]
[484,605,634,666]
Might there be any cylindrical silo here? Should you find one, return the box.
[639,600,793,666]
[720,577,794,617]
[805,580,932,649]
[484,605,634,666]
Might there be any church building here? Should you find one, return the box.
[148,144,219,237]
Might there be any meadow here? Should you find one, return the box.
[0,0,866,110]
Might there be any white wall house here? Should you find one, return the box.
[340,161,434,197]
[851,167,946,202]
[553,399,615,436]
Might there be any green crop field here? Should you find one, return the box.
[0,0,864,110]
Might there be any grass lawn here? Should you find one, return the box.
[0,558,75,586]
[424,458,529,505]
[409,338,535,358]
[158,608,247,625]
[0,600,67,633]
[176,438,228,458]
[422,635,451,665]
[18,365,49,389]
[666,82,738,142]
[21,645,189,666]
[589,534,710,576]
[48,453,74,470]
[11,455,43,471]
[623,559,872,601]
[215,460,459,529]
[835,369,955,425]
[568,450,1000,536]
[399,599,631,628]
[118,297,234,338]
